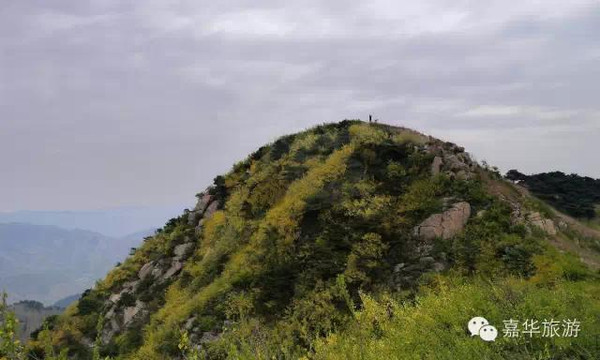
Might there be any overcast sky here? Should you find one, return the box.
[1,1,599,212]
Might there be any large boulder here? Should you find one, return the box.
[138,262,154,279]
[204,200,219,218]
[194,193,214,213]
[414,202,471,240]
[527,212,557,235]
[444,154,469,172]
[188,191,221,227]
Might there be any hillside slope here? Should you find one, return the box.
[28,121,600,360]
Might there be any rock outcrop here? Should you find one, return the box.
[516,211,557,235]
[527,212,557,235]
[123,300,145,326]
[188,192,219,228]
[98,187,221,345]
[431,156,443,176]
[413,202,471,240]
[510,207,558,236]
[425,141,477,180]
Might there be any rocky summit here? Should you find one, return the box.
[25,121,600,359]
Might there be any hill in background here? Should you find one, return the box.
[506,170,600,220]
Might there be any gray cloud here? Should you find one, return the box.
[1,0,599,211]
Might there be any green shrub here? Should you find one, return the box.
[311,278,600,360]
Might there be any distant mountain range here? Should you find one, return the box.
[52,294,81,308]
[0,223,154,305]
[0,205,185,238]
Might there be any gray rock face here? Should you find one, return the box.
[431,156,443,176]
[123,300,145,326]
[174,242,194,257]
[163,260,183,280]
[527,212,557,235]
[445,154,468,171]
[187,187,221,232]
[456,170,469,180]
[393,263,405,273]
[108,292,122,304]
[413,202,471,240]
[138,262,154,279]
[425,141,476,180]
[108,281,139,306]
[204,200,219,218]
[101,317,119,344]
[511,208,558,236]
[151,266,164,279]
[195,193,214,213]
[134,233,202,298]
[188,191,217,226]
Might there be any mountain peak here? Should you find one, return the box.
[29,121,600,359]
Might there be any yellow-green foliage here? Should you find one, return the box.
[260,144,354,254]
[134,144,356,357]
[349,124,389,145]
[312,276,600,360]
[398,177,443,215]
[345,233,389,285]
[530,248,593,286]
[348,123,425,147]
[289,132,319,155]
[391,131,427,146]
[0,293,24,359]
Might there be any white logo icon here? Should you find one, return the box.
[479,324,498,341]
[468,316,498,341]
[468,317,489,336]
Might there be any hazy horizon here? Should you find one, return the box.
[2,1,599,212]
[0,205,186,237]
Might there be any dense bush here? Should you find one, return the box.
[311,276,600,360]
